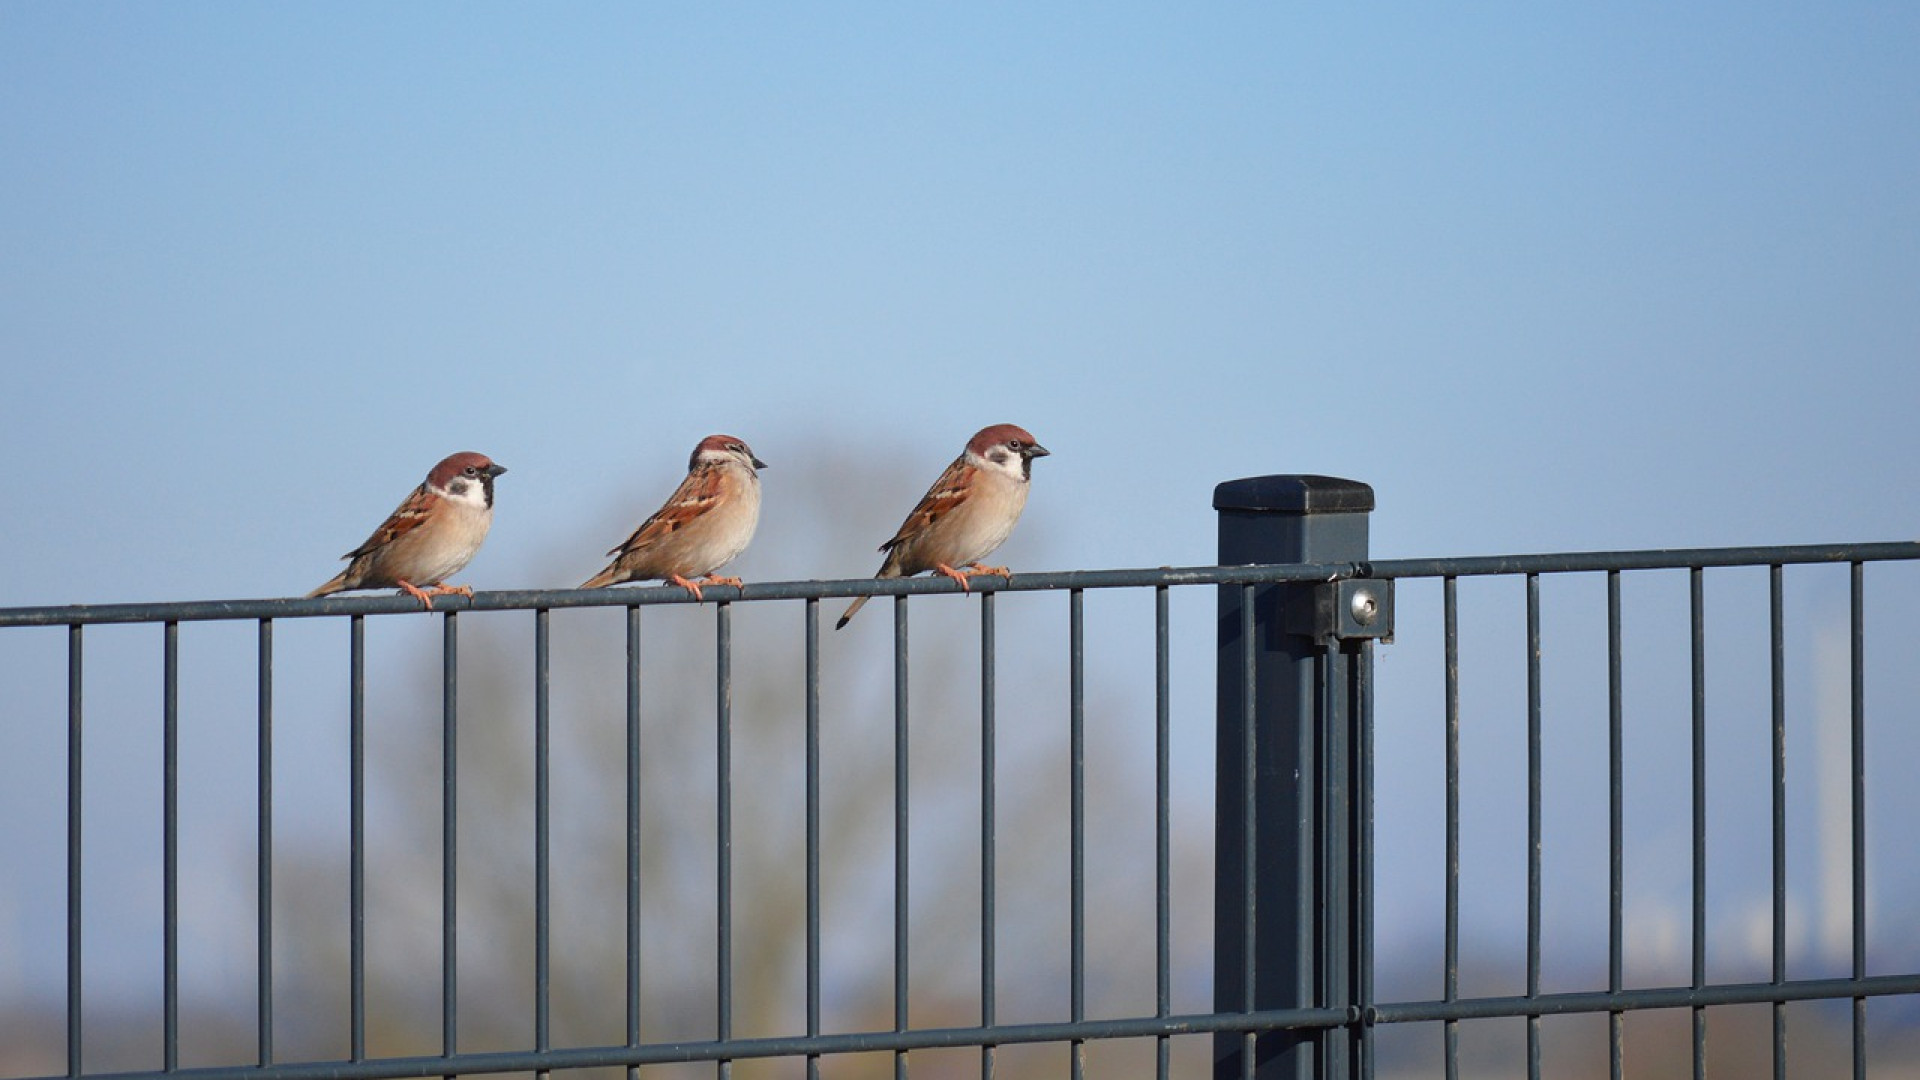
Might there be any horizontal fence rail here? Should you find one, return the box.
[4,484,1918,1080]
[4,539,1919,626]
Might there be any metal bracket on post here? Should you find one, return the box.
[1287,578,1394,643]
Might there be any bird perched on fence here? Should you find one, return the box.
[580,434,766,600]
[307,451,507,609]
[836,423,1049,629]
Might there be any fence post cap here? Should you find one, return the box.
[1213,474,1374,514]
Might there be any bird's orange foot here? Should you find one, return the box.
[699,574,745,593]
[934,563,973,592]
[962,563,1012,582]
[396,580,437,609]
[668,574,706,601]
[429,583,475,598]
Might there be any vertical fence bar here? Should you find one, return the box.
[1240,587,1256,1080]
[1849,563,1866,1080]
[1354,638,1375,1080]
[1319,643,1352,1080]
[1689,569,1706,1080]
[1069,590,1087,1080]
[1213,475,1374,1080]
[1769,567,1786,1080]
[349,615,366,1062]
[1606,572,1623,1080]
[893,596,910,1080]
[67,624,83,1080]
[442,612,459,1068]
[805,598,823,1080]
[257,619,274,1067]
[163,621,180,1071]
[534,609,551,1074]
[1525,578,1541,1080]
[1300,645,1323,1077]
[626,605,643,1077]
[1443,578,1460,1080]
[715,603,733,1080]
[979,592,997,1080]
[1155,586,1172,1080]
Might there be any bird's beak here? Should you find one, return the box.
[1025,443,1051,459]
[487,464,509,477]
[751,456,769,470]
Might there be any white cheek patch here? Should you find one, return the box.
[980,449,1026,481]
[442,477,490,508]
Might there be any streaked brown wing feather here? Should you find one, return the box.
[881,457,976,553]
[345,484,440,559]
[610,468,724,557]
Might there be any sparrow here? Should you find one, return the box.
[307,451,507,609]
[579,434,766,600]
[836,424,1049,629]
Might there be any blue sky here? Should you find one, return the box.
[3,1,1919,1053]
[4,4,1916,609]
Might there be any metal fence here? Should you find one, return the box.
[4,474,1919,1080]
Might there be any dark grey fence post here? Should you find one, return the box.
[1214,475,1385,1080]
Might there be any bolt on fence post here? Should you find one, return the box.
[1214,475,1376,1080]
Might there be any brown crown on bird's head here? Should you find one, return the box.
[966,424,1049,467]
[425,451,507,500]
[690,434,766,472]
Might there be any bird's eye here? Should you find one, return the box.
[1008,439,1024,451]
[464,465,479,476]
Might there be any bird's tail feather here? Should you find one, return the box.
[836,561,905,630]
[579,566,621,589]
[834,594,870,630]
[305,572,348,599]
